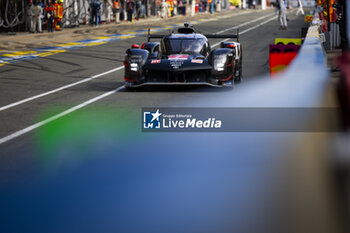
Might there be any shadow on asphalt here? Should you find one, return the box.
[119,85,236,93]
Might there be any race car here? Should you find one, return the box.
[123,22,242,89]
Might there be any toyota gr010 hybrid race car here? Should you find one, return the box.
[123,23,242,90]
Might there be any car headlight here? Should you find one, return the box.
[213,55,227,72]
[130,63,139,72]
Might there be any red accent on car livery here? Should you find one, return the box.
[191,59,203,64]
[151,59,161,64]
[220,75,233,81]
[168,55,189,60]
[124,76,136,81]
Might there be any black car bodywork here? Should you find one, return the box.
[123,23,242,89]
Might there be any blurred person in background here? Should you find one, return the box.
[172,0,178,16]
[183,0,187,15]
[133,1,136,19]
[89,0,93,24]
[198,0,203,12]
[113,0,120,23]
[54,0,63,30]
[274,0,279,15]
[123,0,128,20]
[104,0,113,23]
[251,0,256,8]
[146,0,151,16]
[296,0,304,15]
[89,0,101,26]
[45,0,55,32]
[216,0,221,11]
[209,0,214,14]
[97,0,102,24]
[135,0,142,19]
[140,0,146,17]
[167,0,172,17]
[203,0,207,12]
[26,0,33,32]
[39,0,45,31]
[279,0,287,29]
[160,0,168,18]
[191,0,195,15]
[178,0,183,15]
[31,0,43,33]
[127,0,134,22]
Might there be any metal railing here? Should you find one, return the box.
[0,0,26,29]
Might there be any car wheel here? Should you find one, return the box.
[234,65,242,83]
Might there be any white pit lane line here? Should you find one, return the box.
[0,66,124,112]
[214,12,275,34]
[0,14,281,145]
[212,15,278,48]
[0,11,274,113]
[0,86,125,145]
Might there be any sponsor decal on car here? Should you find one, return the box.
[191,59,203,64]
[151,59,161,64]
[170,60,184,69]
[168,55,189,60]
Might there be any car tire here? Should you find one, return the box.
[234,54,243,84]
[234,64,242,84]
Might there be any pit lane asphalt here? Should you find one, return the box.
[0,9,306,171]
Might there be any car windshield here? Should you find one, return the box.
[163,38,206,55]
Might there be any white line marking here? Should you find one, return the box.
[0,86,125,145]
[215,12,274,34]
[212,15,278,47]
[0,11,272,113]
[0,66,124,112]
